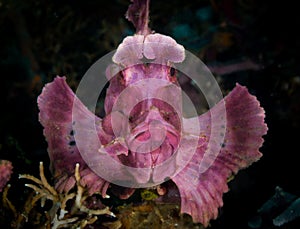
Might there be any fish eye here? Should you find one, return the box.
[170,67,175,76]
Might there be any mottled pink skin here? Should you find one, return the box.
[102,59,185,186]
[0,160,13,192]
[104,64,180,116]
[104,34,185,180]
[38,78,110,196]
[172,84,267,227]
[37,32,267,227]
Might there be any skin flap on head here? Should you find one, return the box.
[112,33,185,67]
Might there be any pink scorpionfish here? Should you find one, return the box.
[38,0,268,227]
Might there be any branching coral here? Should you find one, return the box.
[5,162,115,228]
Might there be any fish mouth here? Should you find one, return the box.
[126,117,181,155]
[116,119,180,185]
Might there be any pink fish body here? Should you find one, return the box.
[37,1,267,226]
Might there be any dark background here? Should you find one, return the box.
[0,0,300,228]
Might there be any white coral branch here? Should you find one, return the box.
[18,161,115,228]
